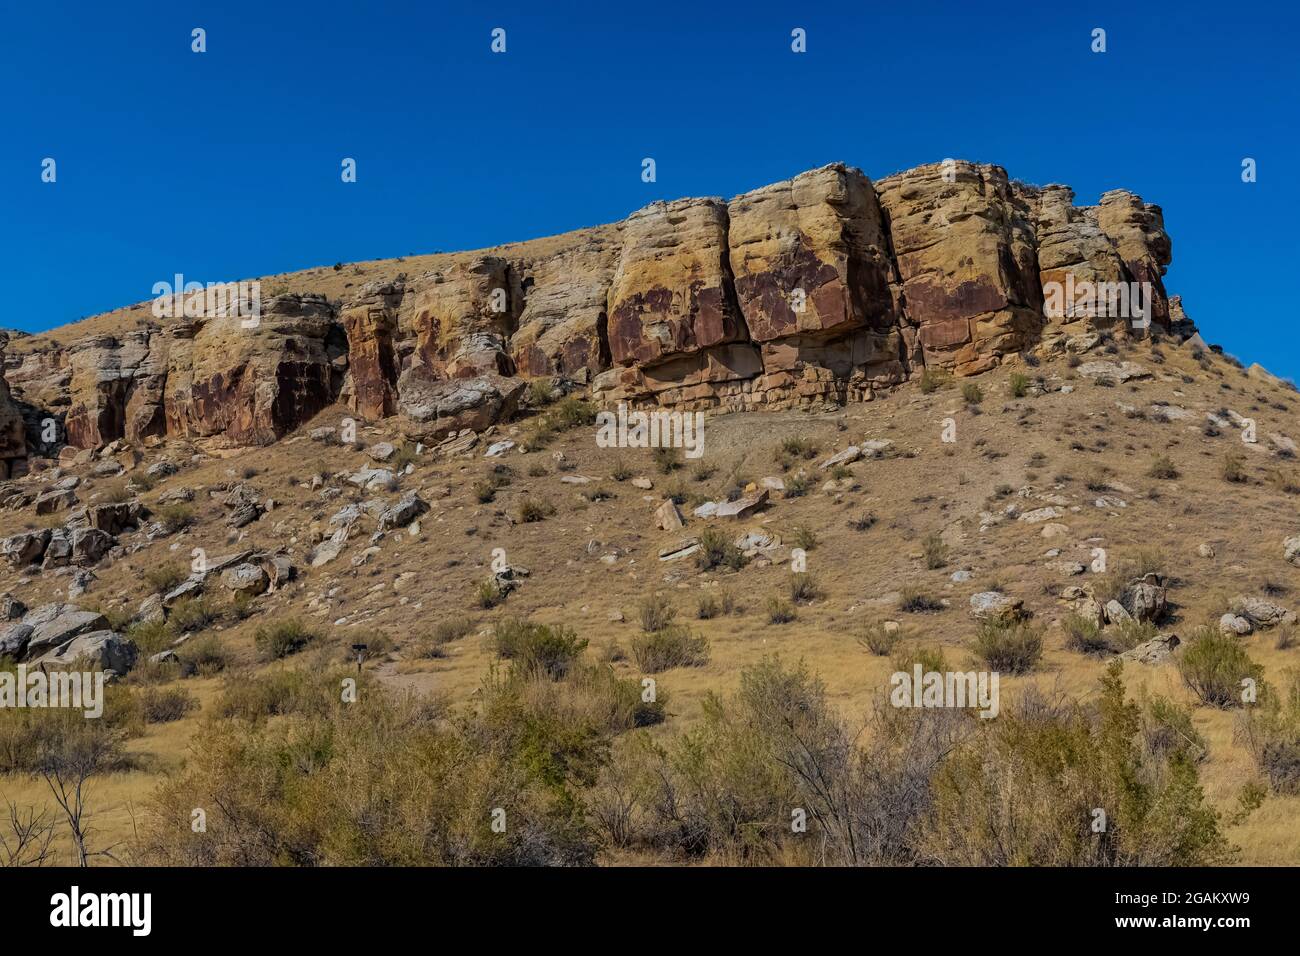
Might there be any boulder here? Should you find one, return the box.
[655,499,685,532]
[1230,595,1296,628]
[378,491,428,531]
[397,368,525,442]
[32,630,138,675]
[2,529,51,567]
[1219,613,1253,636]
[23,605,110,658]
[715,489,769,519]
[970,591,1024,623]
[1119,633,1180,665]
[221,563,269,595]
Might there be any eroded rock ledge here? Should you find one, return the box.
[1,159,1190,469]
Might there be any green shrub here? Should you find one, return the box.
[1061,612,1109,655]
[1148,455,1179,480]
[176,633,228,675]
[1007,373,1030,398]
[765,596,796,624]
[972,620,1043,674]
[899,587,943,613]
[492,619,588,680]
[961,382,984,404]
[144,563,187,594]
[1238,672,1300,793]
[921,532,949,570]
[155,503,195,534]
[638,594,677,633]
[254,619,317,662]
[858,623,900,656]
[169,597,217,634]
[1178,627,1264,708]
[696,528,746,572]
[919,369,949,394]
[1222,453,1249,484]
[141,686,197,723]
[630,625,710,673]
[789,572,821,604]
[517,497,556,523]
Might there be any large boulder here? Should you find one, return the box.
[22,604,109,658]
[2,529,51,568]
[397,367,525,441]
[32,630,137,675]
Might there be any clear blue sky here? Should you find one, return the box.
[2,1,1296,376]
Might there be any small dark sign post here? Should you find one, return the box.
[351,643,368,673]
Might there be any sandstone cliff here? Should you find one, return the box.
[2,159,1187,465]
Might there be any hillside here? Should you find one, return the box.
[2,159,1298,867]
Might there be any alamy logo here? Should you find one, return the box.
[890,665,1000,718]
[0,666,103,718]
[50,886,151,936]
[1042,276,1154,329]
[595,402,705,459]
[151,273,262,327]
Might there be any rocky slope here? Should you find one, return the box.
[1,160,1188,477]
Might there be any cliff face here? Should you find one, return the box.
[1,158,1187,464]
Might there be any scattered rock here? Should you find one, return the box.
[970,591,1024,623]
[221,563,270,595]
[1219,613,1253,636]
[655,499,685,532]
[1119,633,1180,664]
[716,489,769,519]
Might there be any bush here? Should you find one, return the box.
[1147,454,1179,480]
[254,619,317,662]
[1008,373,1030,398]
[1178,627,1264,708]
[477,579,505,609]
[696,528,746,572]
[144,563,187,594]
[1238,672,1300,794]
[891,645,948,675]
[1061,612,1109,655]
[155,504,195,534]
[921,532,949,570]
[789,525,817,551]
[638,594,677,633]
[169,597,217,634]
[765,597,796,624]
[125,619,174,657]
[923,663,1233,865]
[176,633,229,676]
[140,686,197,723]
[697,591,737,619]
[919,369,949,394]
[517,497,556,523]
[630,625,710,673]
[962,382,984,404]
[858,623,900,656]
[899,587,943,613]
[789,573,821,603]
[492,619,588,680]
[1222,453,1249,484]
[972,620,1043,674]
[653,447,682,474]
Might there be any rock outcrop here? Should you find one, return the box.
[7,159,1196,460]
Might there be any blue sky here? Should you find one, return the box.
[2,1,1296,376]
